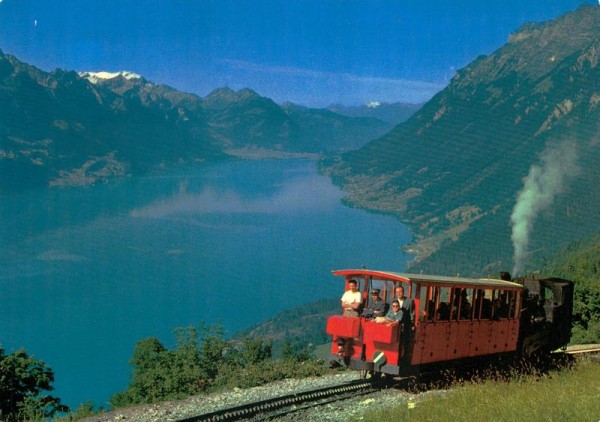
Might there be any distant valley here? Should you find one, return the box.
[0,51,417,192]
[3,5,599,279]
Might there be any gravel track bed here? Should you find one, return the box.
[275,388,418,421]
[79,372,396,422]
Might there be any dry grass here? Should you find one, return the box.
[358,357,600,422]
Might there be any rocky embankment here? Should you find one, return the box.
[79,371,437,421]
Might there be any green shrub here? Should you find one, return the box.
[233,337,273,367]
[0,347,68,422]
[213,359,326,390]
[281,340,313,362]
[56,401,98,421]
[110,324,328,408]
[110,324,227,406]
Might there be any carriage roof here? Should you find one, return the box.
[332,269,524,290]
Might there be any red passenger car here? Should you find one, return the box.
[326,269,573,377]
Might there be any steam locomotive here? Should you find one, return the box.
[326,269,573,377]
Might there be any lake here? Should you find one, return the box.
[0,158,411,409]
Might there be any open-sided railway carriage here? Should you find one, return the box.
[326,269,573,377]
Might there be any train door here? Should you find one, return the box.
[419,285,452,363]
[450,287,473,359]
[471,288,494,355]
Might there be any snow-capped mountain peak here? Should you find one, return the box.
[365,101,382,108]
[79,71,142,84]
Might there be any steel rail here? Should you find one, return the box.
[176,379,374,422]
[562,344,600,355]
[177,343,600,421]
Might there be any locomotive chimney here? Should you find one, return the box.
[499,271,512,281]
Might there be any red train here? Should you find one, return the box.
[326,269,573,377]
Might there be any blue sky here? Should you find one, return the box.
[0,0,595,106]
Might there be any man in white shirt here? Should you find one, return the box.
[341,279,362,317]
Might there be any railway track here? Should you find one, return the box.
[562,343,600,356]
[174,344,600,422]
[176,379,376,422]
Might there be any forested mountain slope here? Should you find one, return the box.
[323,5,600,276]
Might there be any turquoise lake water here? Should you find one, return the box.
[0,159,410,409]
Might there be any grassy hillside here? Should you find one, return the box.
[359,357,600,421]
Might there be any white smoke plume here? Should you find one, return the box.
[510,140,579,275]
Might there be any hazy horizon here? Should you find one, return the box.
[0,0,595,107]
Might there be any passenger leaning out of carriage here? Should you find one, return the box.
[362,289,388,318]
[375,300,404,327]
[341,279,362,317]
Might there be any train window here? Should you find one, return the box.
[460,288,474,320]
[448,288,472,320]
[385,281,394,302]
[450,288,459,320]
[507,291,518,319]
[419,285,429,321]
[493,289,521,319]
[512,291,522,319]
[473,289,482,319]
[494,290,510,319]
[387,279,397,299]
[425,286,439,321]
[436,287,451,320]
[474,289,494,319]
[544,286,555,304]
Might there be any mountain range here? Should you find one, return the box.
[3,4,598,280]
[322,4,600,276]
[327,101,422,125]
[0,52,405,192]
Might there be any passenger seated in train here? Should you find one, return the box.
[493,294,509,319]
[362,289,388,318]
[374,300,403,326]
[459,290,472,319]
[436,302,450,320]
[426,300,436,321]
[451,290,461,319]
[340,279,362,317]
[474,289,492,319]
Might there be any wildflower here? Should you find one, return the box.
[361,398,375,405]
